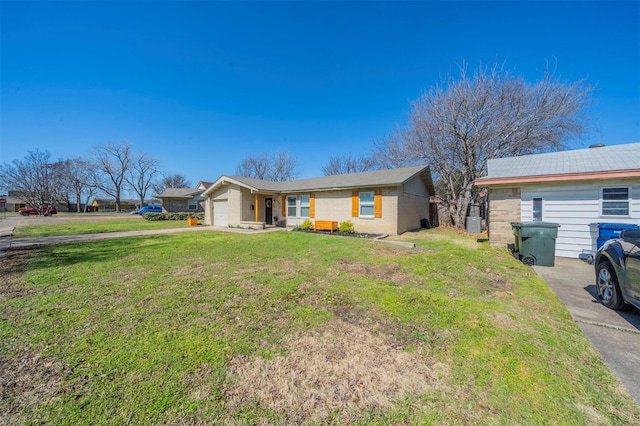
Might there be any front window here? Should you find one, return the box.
[602,187,629,216]
[287,194,310,218]
[188,199,198,210]
[532,198,542,222]
[359,191,374,216]
[299,195,310,217]
[287,196,297,217]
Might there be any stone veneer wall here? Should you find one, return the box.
[487,187,521,249]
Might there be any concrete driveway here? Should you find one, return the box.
[534,257,640,406]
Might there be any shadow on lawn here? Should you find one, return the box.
[8,237,172,272]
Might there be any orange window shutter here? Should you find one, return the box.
[352,191,359,217]
[310,193,315,218]
[374,189,382,218]
[282,195,287,217]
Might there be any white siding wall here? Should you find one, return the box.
[521,180,640,258]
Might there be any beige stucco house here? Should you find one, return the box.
[202,165,435,234]
[474,143,640,258]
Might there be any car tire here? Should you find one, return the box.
[596,261,631,311]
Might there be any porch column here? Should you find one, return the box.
[255,193,259,222]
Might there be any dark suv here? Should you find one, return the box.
[595,229,640,310]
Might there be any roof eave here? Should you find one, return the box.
[203,175,261,196]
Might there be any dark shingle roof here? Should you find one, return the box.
[217,165,434,194]
[156,188,204,198]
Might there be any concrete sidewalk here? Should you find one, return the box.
[0,215,18,237]
[534,257,640,406]
[0,215,19,254]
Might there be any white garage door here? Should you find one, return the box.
[213,200,228,227]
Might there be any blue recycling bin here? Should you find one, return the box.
[597,223,640,250]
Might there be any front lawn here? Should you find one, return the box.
[1,229,638,424]
[12,216,193,238]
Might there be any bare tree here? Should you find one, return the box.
[127,152,160,209]
[373,126,419,169]
[57,157,97,212]
[321,153,378,176]
[152,173,192,196]
[92,142,133,211]
[0,150,60,214]
[269,151,300,181]
[236,151,299,181]
[236,154,270,180]
[376,62,593,228]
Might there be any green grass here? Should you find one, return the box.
[1,228,638,424]
[13,216,192,238]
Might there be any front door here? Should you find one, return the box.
[265,198,272,225]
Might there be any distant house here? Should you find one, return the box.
[155,181,211,213]
[474,143,640,258]
[201,166,434,234]
[1,191,70,212]
[91,199,155,212]
[1,192,27,213]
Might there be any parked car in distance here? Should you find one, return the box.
[595,229,640,311]
[19,206,57,216]
[136,205,163,214]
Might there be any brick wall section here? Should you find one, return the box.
[162,199,204,213]
[488,187,521,249]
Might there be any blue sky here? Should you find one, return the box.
[1,1,639,187]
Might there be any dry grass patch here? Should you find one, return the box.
[0,249,35,292]
[389,227,488,250]
[336,259,419,286]
[224,319,449,423]
[0,348,62,425]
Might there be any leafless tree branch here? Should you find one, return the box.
[375,61,594,228]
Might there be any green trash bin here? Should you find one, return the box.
[510,222,560,266]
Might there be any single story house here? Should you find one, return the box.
[1,192,27,212]
[91,198,159,212]
[155,181,211,213]
[202,165,435,234]
[1,191,71,212]
[474,142,640,258]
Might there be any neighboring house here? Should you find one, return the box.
[91,199,156,212]
[1,191,70,212]
[155,181,211,213]
[474,143,640,258]
[201,165,435,234]
[2,192,27,212]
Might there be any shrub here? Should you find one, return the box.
[143,212,205,221]
[339,221,355,234]
[301,219,314,231]
[143,212,164,221]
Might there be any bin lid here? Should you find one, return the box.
[597,223,640,230]
[510,221,560,228]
